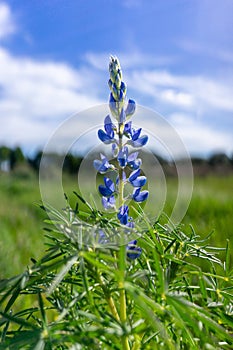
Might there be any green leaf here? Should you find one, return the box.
[46,255,78,295]
[0,310,38,330]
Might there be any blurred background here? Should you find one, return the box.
[0,0,232,277]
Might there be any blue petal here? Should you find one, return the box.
[93,156,110,173]
[117,146,128,167]
[130,176,147,187]
[127,241,142,260]
[99,185,114,197]
[125,99,136,117]
[119,215,128,225]
[133,189,149,202]
[119,108,126,123]
[104,115,115,137]
[124,121,132,135]
[127,152,138,162]
[129,169,140,182]
[128,158,142,170]
[102,195,115,210]
[93,159,105,172]
[104,177,115,192]
[117,205,129,225]
[130,135,148,147]
[129,239,137,245]
[128,152,141,169]
[98,129,113,144]
[132,128,142,141]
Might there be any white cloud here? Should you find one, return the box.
[169,113,233,155]
[0,47,102,149]
[1,45,232,156]
[128,69,233,112]
[0,2,15,39]
[160,89,194,108]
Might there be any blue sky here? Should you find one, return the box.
[0,0,233,157]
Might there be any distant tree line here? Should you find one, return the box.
[0,145,233,175]
[0,146,24,171]
[0,146,83,174]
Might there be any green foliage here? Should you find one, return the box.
[0,173,233,279]
[0,196,232,349]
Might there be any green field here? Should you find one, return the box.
[0,170,232,278]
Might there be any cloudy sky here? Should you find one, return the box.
[0,0,233,157]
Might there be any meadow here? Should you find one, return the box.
[0,169,232,278]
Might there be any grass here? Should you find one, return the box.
[0,170,232,278]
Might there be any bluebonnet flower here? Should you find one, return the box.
[93,154,114,173]
[102,195,116,210]
[124,122,149,148]
[117,204,129,225]
[127,152,142,170]
[98,115,116,144]
[125,99,136,118]
[126,240,142,260]
[129,135,148,148]
[117,146,128,167]
[132,187,149,202]
[117,146,142,170]
[99,177,115,197]
[129,169,147,188]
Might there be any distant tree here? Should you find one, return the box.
[9,146,25,170]
[230,153,233,166]
[0,146,11,161]
[191,157,207,165]
[63,153,82,174]
[208,152,230,166]
[27,150,43,172]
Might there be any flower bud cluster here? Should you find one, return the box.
[94,56,149,259]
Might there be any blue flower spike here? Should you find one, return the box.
[94,56,149,259]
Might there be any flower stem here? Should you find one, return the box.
[118,122,130,350]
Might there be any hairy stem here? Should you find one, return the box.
[118,121,130,350]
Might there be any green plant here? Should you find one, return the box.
[0,57,232,349]
[0,196,232,349]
